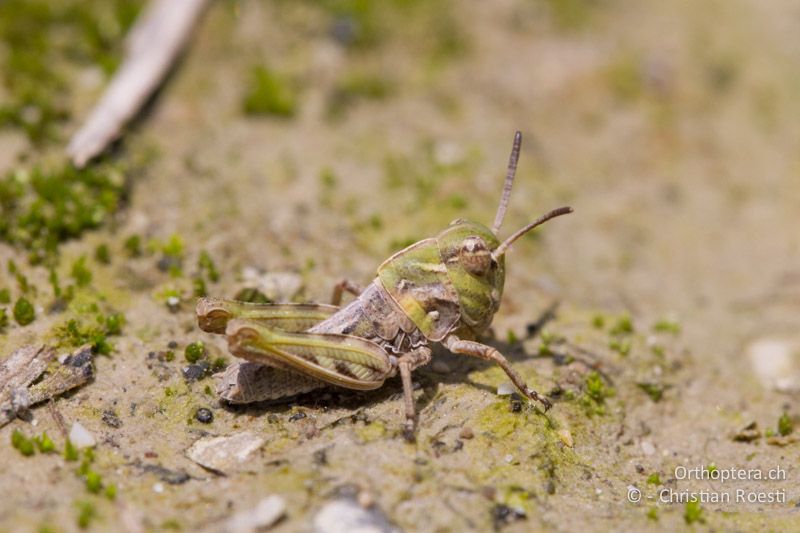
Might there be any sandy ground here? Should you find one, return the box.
[1,0,800,531]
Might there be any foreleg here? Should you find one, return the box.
[443,335,552,411]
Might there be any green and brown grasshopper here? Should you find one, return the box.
[197,132,572,438]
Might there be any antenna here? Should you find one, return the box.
[492,206,573,260]
[492,131,522,234]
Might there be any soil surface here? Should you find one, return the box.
[1,0,799,531]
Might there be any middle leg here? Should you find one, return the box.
[396,346,432,441]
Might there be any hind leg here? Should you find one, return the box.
[330,279,363,306]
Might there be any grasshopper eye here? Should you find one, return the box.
[460,236,491,276]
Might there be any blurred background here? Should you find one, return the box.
[1,0,799,531]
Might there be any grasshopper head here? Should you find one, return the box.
[437,132,573,336]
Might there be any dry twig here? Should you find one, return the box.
[67,0,209,167]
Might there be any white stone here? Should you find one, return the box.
[187,432,265,474]
[497,382,515,396]
[748,338,800,392]
[69,422,96,449]
[225,495,286,532]
[313,499,396,533]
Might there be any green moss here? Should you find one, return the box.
[13,296,35,325]
[646,507,658,521]
[0,0,142,143]
[11,429,36,456]
[606,54,643,102]
[496,486,532,517]
[684,499,703,524]
[608,338,630,357]
[104,483,117,500]
[123,234,142,257]
[192,277,207,297]
[104,312,125,335]
[161,519,182,530]
[545,0,595,30]
[55,309,125,355]
[198,250,219,282]
[609,313,634,335]
[242,66,297,118]
[234,287,270,304]
[0,163,126,264]
[0,288,9,303]
[355,420,387,442]
[778,412,793,436]
[71,256,93,287]
[506,329,519,345]
[653,318,680,335]
[85,470,103,494]
[34,431,56,453]
[185,341,206,363]
[0,308,8,330]
[327,71,393,119]
[591,313,605,329]
[48,268,62,299]
[64,439,79,461]
[637,382,665,402]
[580,371,615,415]
[318,167,338,207]
[159,234,185,277]
[94,243,111,265]
[75,500,96,529]
[211,357,227,372]
[475,401,523,438]
[646,473,661,485]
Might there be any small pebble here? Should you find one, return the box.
[187,432,265,474]
[459,427,474,440]
[153,483,164,494]
[225,495,287,532]
[497,382,515,396]
[357,490,374,509]
[166,296,181,312]
[747,338,800,392]
[182,362,209,381]
[69,422,96,449]
[313,499,396,533]
[195,408,214,424]
[557,428,574,448]
[102,410,122,428]
[641,441,656,456]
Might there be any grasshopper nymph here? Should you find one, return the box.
[197,132,573,439]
